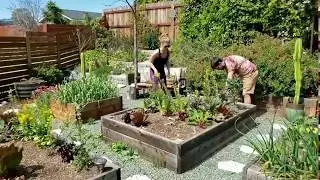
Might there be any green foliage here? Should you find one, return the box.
[180,0,315,46]
[142,27,160,50]
[172,35,319,97]
[32,65,65,85]
[58,76,118,105]
[80,52,86,79]
[43,1,68,24]
[16,94,55,148]
[110,142,128,153]
[293,38,302,104]
[110,142,137,158]
[173,96,188,113]
[246,117,318,179]
[187,109,211,128]
[226,79,242,104]
[72,145,93,171]
[159,95,173,116]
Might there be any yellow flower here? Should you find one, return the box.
[306,127,310,133]
[312,128,318,134]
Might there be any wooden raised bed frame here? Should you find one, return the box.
[51,97,123,122]
[101,103,257,173]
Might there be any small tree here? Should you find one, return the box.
[43,0,67,24]
[10,0,42,31]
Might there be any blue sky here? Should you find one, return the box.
[0,0,132,19]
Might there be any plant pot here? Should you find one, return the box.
[128,73,141,84]
[285,102,305,122]
[14,78,45,99]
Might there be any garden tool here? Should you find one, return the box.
[159,78,170,95]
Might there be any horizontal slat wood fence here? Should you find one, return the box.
[103,1,182,41]
[0,31,80,100]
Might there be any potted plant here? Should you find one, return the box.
[285,38,304,122]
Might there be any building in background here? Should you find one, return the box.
[40,9,102,23]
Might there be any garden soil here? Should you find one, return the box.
[114,112,217,140]
[5,141,99,180]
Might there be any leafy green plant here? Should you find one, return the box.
[225,78,242,104]
[110,142,138,159]
[110,142,128,153]
[109,61,134,75]
[15,95,55,148]
[173,96,188,114]
[172,35,318,97]
[72,145,93,171]
[143,98,157,113]
[188,110,212,128]
[245,117,318,179]
[58,76,118,105]
[159,95,173,116]
[142,27,160,50]
[180,0,315,46]
[293,38,302,104]
[32,65,65,85]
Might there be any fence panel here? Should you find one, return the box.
[0,36,28,100]
[103,1,182,41]
[0,31,80,100]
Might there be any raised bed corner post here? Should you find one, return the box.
[26,31,32,73]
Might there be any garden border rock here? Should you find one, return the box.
[51,97,123,122]
[109,74,135,86]
[87,161,121,180]
[101,103,257,173]
[242,157,272,180]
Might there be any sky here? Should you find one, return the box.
[0,0,133,19]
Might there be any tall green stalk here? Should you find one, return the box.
[80,52,86,79]
[293,38,302,104]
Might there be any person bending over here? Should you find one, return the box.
[211,55,258,104]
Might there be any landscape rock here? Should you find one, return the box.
[0,141,23,176]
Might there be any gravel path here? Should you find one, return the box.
[54,86,286,180]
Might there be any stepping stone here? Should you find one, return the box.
[125,174,151,180]
[217,160,245,173]
[240,145,259,155]
[273,123,287,130]
[51,129,62,136]
[117,84,126,88]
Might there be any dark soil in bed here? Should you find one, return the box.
[3,141,99,180]
[114,112,216,141]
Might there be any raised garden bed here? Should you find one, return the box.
[51,97,123,122]
[1,141,120,180]
[101,103,256,173]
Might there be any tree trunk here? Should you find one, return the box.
[133,0,138,99]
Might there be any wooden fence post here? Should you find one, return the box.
[25,32,32,72]
[170,3,175,42]
[56,32,61,68]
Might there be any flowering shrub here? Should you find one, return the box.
[16,94,55,148]
[32,86,57,99]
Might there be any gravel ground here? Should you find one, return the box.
[54,86,286,180]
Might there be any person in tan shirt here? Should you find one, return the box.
[211,55,259,104]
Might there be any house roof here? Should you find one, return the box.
[0,19,13,25]
[61,9,102,20]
